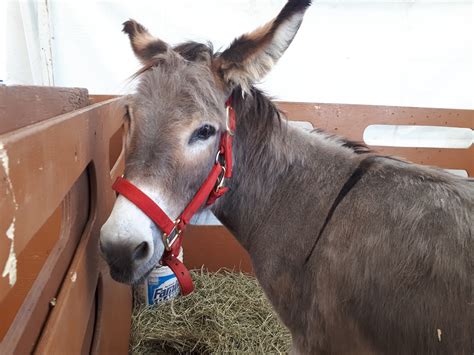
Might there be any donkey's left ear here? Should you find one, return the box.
[123,19,170,64]
[214,0,311,92]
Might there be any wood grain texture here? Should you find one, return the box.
[0,86,90,135]
[1,95,131,354]
[183,226,253,273]
[0,100,122,294]
[91,265,133,354]
[89,94,119,105]
[1,171,89,353]
[33,99,131,354]
[277,102,474,176]
[0,206,62,343]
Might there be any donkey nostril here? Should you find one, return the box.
[133,241,149,260]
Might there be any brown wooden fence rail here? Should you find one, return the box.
[1,86,130,354]
[1,86,473,352]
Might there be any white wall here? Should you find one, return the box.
[269,1,474,109]
[4,0,54,85]
[5,0,474,109]
[5,0,35,85]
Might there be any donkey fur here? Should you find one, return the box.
[107,0,474,353]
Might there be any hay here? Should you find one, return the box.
[130,269,291,354]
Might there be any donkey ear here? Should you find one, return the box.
[123,20,169,64]
[215,0,311,92]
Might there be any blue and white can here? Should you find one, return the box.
[136,248,183,305]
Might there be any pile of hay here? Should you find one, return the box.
[130,269,291,354]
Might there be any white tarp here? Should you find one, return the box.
[3,0,474,109]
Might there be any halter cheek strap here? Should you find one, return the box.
[111,98,235,296]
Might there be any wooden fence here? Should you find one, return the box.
[0,86,130,354]
[1,85,472,353]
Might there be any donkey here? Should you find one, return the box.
[100,0,474,353]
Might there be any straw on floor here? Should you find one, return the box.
[130,269,291,354]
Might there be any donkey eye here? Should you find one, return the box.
[189,124,216,144]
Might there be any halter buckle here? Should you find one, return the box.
[162,219,182,251]
[215,166,226,193]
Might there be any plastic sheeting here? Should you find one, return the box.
[4,0,474,109]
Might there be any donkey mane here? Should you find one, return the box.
[174,41,214,62]
[311,128,372,155]
[231,87,282,141]
[133,41,215,78]
[230,86,371,156]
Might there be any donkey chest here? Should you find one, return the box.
[252,257,314,335]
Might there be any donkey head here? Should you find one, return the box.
[100,0,311,284]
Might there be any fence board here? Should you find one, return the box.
[0,99,124,300]
[0,95,131,354]
[0,86,89,135]
[183,226,252,273]
[277,102,474,176]
[1,171,89,354]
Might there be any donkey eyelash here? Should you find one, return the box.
[189,124,216,144]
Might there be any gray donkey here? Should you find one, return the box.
[100,0,474,353]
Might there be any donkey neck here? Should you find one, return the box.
[212,90,364,256]
[209,90,370,337]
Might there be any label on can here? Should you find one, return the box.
[146,269,180,304]
[135,248,184,305]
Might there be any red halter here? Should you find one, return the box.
[112,98,235,296]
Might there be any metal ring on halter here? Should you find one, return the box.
[215,166,226,193]
[215,150,225,166]
[226,106,235,136]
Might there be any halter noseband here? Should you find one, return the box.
[111,97,235,295]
